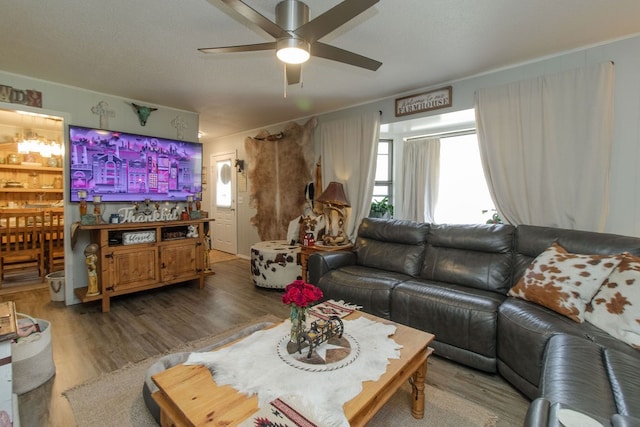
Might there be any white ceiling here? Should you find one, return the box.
[1,0,640,141]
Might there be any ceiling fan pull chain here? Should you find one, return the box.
[283,64,288,98]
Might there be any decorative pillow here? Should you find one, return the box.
[509,243,622,322]
[586,253,640,349]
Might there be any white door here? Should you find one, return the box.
[210,153,237,254]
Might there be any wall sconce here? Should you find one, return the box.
[235,159,245,173]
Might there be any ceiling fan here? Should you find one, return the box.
[199,0,382,85]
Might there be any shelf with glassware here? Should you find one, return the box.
[0,164,63,208]
[0,112,64,206]
[0,165,63,189]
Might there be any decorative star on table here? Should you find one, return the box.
[313,342,346,362]
[290,335,352,366]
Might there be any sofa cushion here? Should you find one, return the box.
[587,253,640,349]
[392,279,505,372]
[316,265,410,319]
[420,223,515,294]
[509,243,622,322]
[353,218,428,276]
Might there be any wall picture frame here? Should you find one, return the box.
[395,86,452,117]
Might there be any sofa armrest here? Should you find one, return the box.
[524,398,554,427]
[525,398,623,427]
[307,251,356,285]
[612,414,640,427]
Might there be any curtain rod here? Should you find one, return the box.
[405,128,476,141]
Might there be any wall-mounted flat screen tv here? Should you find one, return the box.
[68,125,202,203]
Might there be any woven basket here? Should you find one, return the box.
[12,314,55,394]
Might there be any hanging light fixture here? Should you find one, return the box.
[276,37,310,64]
[16,112,63,159]
[275,0,310,65]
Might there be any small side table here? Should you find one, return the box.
[300,243,353,282]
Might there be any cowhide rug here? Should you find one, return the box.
[246,117,317,240]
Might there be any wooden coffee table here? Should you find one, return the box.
[152,311,435,427]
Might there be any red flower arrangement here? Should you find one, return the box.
[282,280,323,308]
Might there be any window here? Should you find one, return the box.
[434,133,496,224]
[215,159,232,208]
[372,139,393,204]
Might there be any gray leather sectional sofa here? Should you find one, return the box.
[307,218,640,426]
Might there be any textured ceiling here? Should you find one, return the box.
[1,0,640,140]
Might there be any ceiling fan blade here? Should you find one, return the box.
[286,64,302,85]
[312,42,382,71]
[295,0,380,43]
[216,0,288,39]
[199,42,276,54]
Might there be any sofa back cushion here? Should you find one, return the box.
[514,225,640,285]
[354,218,428,276]
[420,223,516,294]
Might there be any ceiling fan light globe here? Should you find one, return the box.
[277,47,310,64]
[276,38,310,64]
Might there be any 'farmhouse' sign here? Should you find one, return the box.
[395,86,452,117]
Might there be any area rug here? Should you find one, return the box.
[64,318,498,427]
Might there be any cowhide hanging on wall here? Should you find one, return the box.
[246,117,317,241]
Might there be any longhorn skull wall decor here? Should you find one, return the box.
[131,103,158,126]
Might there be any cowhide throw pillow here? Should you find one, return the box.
[509,243,622,322]
[586,253,640,349]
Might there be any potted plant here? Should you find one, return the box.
[369,197,394,218]
[482,209,503,224]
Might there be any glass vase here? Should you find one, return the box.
[289,305,308,343]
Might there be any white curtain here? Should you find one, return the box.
[401,137,440,222]
[319,111,380,241]
[475,61,614,231]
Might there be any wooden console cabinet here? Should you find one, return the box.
[75,219,210,312]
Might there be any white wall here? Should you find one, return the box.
[0,70,199,304]
[209,34,640,251]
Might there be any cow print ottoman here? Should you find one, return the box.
[250,240,301,289]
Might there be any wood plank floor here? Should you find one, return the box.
[1,258,529,426]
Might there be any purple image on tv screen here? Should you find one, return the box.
[68,125,203,203]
